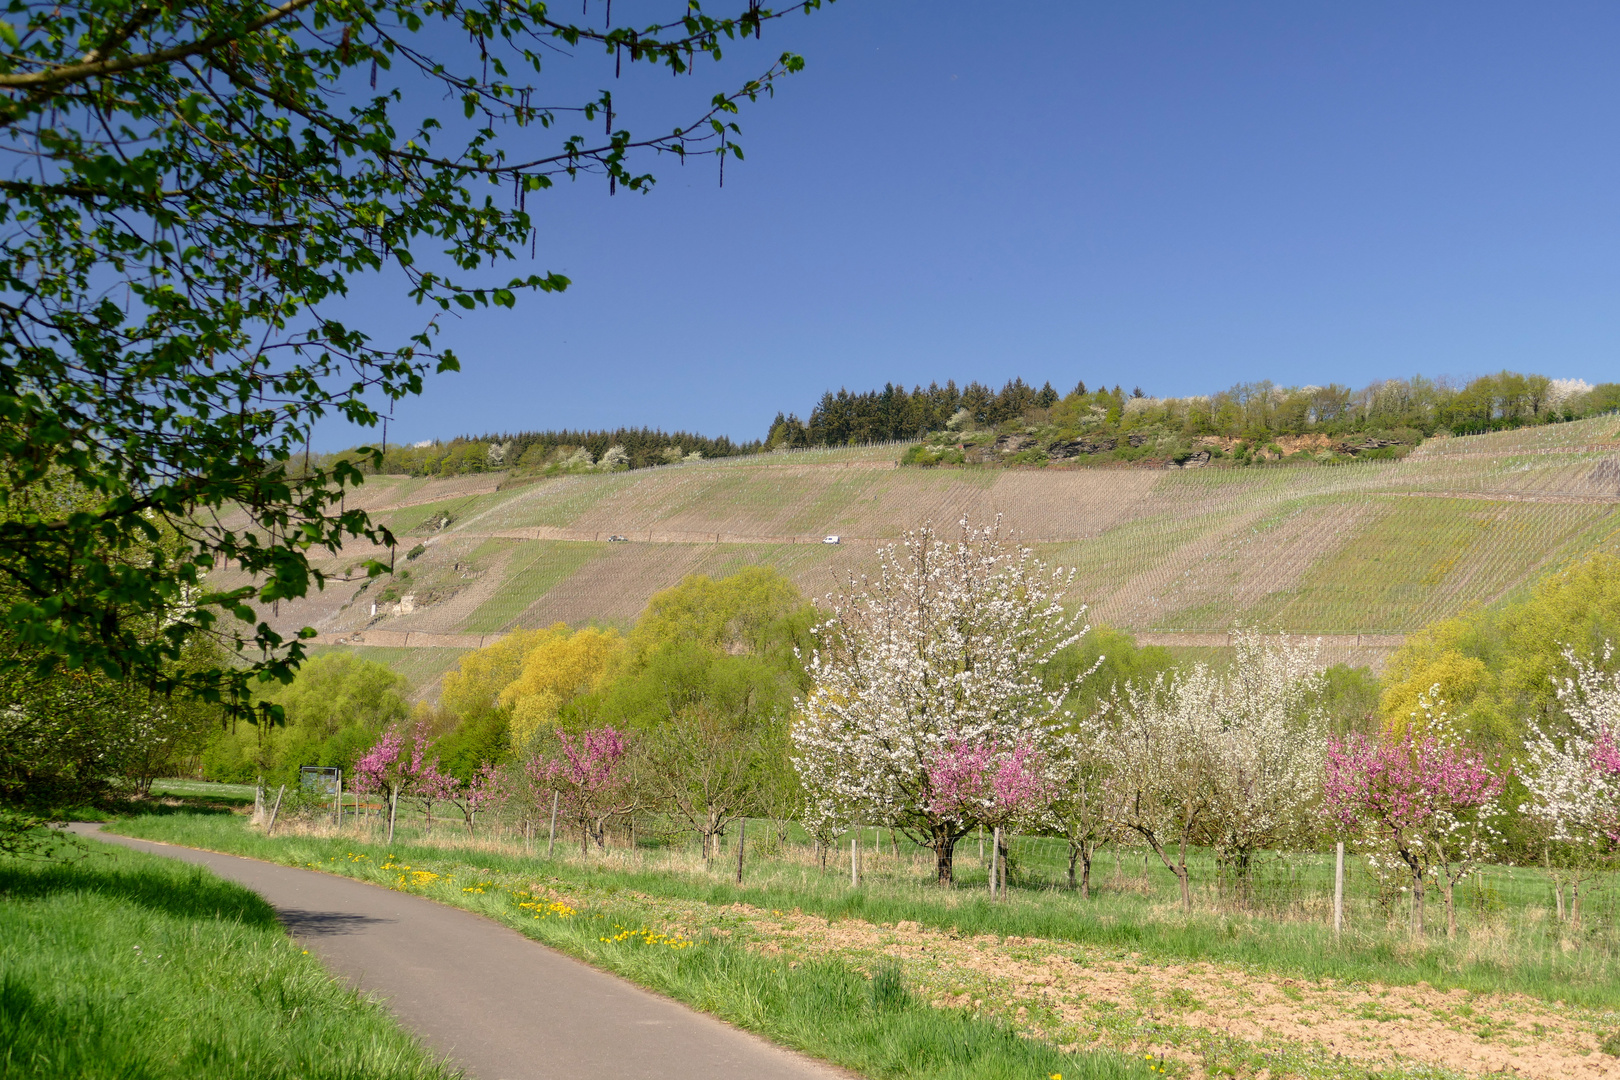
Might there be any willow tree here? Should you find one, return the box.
[0,0,825,714]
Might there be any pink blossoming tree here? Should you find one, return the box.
[926,738,1053,896]
[353,729,411,843]
[1324,698,1506,937]
[527,726,638,855]
[446,762,507,834]
[353,724,457,843]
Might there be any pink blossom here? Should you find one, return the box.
[466,762,505,813]
[353,729,406,795]
[1593,729,1620,778]
[530,726,628,796]
[1323,730,1503,833]
[926,738,1051,827]
[527,726,636,852]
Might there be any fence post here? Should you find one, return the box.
[334,772,343,828]
[1334,840,1345,938]
[990,826,1002,899]
[547,790,559,858]
[851,823,860,888]
[736,818,746,886]
[265,785,287,835]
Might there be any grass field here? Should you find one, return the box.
[0,833,456,1080]
[110,810,1620,1079]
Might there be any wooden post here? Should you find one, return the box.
[253,776,265,824]
[990,826,1001,899]
[265,784,287,835]
[851,824,860,888]
[334,772,343,828]
[1333,840,1345,938]
[387,786,398,844]
[546,790,559,858]
[736,818,746,886]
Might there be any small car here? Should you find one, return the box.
[607,534,628,542]
[823,535,841,545]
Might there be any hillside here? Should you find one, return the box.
[236,415,1620,694]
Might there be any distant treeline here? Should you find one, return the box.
[767,371,1620,448]
[344,427,762,477]
[766,378,1067,448]
[332,370,1618,477]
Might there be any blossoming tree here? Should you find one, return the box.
[1324,697,1506,937]
[1102,634,1327,911]
[926,737,1053,896]
[527,726,638,856]
[445,763,507,835]
[353,727,420,844]
[1043,727,1116,898]
[1521,646,1620,926]
[793,519,1088,885]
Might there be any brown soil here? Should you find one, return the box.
[752,909,1620,1079]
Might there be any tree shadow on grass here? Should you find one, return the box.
[0,848,281,929]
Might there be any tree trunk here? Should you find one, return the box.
[1175,837,1192,912]
[1410,868,1425,937]
[1080,844,1092,900]
[1570,875,1583,931]
[1067,841,1079,891]
[1442,877,1457,938]
[931,823,957,886]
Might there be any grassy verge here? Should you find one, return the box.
[105,814,1153,1080]
[112,811,1620,1012]
[0,834,456,1080]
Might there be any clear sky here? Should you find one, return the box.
[325,0,1620,449]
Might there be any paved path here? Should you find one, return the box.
[71,825,847,1080]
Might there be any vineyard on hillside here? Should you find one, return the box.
[228,415,1620,690]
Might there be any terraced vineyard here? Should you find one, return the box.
[232,417,1620,691]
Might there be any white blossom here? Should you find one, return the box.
[792,518,1087,884]
[1099,632,1327,910]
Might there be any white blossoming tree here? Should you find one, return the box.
[1102,633,1327,911]
[1043,726,1117,898]
[1521,646,1620,927]
[792,519,1088,885]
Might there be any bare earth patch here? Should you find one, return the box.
[748,909,1620,1079]
[520,869,1618,1080]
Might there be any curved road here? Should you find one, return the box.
[71,825,847,1080]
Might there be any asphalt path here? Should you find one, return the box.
[70,824,848,1080]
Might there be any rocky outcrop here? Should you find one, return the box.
[1333,438,1400,455]
[1048,437,1118,460]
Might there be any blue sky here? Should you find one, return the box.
[327,1,1620,448]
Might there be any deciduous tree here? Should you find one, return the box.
[0,0,826,711]
[792,519,1087,885]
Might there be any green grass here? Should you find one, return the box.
[112,812,1620,1012]
[101,814,1151,1080]
[463,540,604,632]
[0,835,455,1080]
[148,778,256,803]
